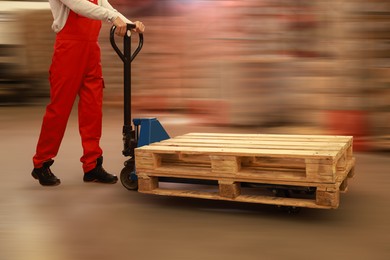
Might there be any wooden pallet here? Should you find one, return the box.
[135,133,355,209]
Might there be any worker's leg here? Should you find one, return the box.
[33,40,87,168]
[78,42,117,184]
[78,42,104,173]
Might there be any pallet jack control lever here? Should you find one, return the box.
[110,24,144,158]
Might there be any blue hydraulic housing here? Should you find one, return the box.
[133,117,170,147]
[128,118,169,182]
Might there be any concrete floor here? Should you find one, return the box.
[0,105,389,260]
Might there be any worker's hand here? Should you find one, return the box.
[132,21,145,33]
[112,17,127,37]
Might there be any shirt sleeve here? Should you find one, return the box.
[100,0,133,24]
[59,0,121,22]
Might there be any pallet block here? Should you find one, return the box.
[135,133,355,209]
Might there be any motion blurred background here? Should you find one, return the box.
[0,1,389,260]
[1,0,389,151]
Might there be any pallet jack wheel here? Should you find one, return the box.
[120,163,138,191]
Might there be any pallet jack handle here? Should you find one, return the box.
[110,24,143,157]
[110,24,144,63]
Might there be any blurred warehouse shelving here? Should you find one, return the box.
[0,0,388,150]
[0,1,53,103]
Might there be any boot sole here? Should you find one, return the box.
[83,178,118,184]
[31,171,61,186]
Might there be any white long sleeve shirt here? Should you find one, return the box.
[49,0,131,32]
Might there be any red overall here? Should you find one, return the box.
[33,0,104,173]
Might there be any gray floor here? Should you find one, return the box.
[0,105,389,260]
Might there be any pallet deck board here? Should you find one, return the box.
[135,133,355,209]
[158,139,346,151]
[180,133,353,143]
[140,133,353,161]
[140,188,330,209]
[137,157,355,187]
[138,145,338,160]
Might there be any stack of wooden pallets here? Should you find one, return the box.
[135,133,355,209]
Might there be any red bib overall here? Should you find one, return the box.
[33,0,104,173]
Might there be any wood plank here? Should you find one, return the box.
[183,132,352,141]
[158,139,346,151]
[136,145,338,159]
[173,136,351,146]
[161,137,349,146]
[137,168,340,186]
[139,188,332,209]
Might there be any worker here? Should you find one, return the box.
[31,0,145,186]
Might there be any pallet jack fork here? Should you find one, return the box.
[110,24,170,190]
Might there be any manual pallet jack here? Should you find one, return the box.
[110,24,222,190]
[110,24,170,190]
[110,25,355,213]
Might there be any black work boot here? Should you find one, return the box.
[83,157,118,184]
[32,159,61,186]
